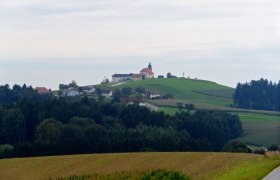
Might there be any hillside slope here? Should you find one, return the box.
[0,152,279,180]
[120,78,234,106]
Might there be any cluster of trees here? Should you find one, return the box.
[59,80,78,90]
[0,84,50,104]
[0,85,243,158]
[234,78,280,111]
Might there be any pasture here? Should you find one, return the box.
[120,78,234,106]
[234,113,280,146]
[158,106,280,146]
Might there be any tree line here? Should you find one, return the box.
[0,84,243,158]
[234,78,280,111]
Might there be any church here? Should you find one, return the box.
[112,63,154,83]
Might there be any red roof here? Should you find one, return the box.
[140,68,154,75]
[35,87,50,94]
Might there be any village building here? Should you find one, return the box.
[101,89,113,98]
[35,87,51,95]
[112,73,134,83]
[132,74,142,81]
[140,63,154,79]
[80,85,96,94]
[63,87,80,97]
[148,91,161,99]
[112,63,154,83]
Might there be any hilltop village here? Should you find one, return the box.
[34,63,165,101]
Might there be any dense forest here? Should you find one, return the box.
[234,78,280,111]
[0,84,243,158]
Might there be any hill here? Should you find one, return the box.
[117,78,280,147]
[119,78,234,106]
[0,152,279,180]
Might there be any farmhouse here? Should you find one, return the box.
[112,73,134,83]
[112,63,154,83]
[35,87,51,95]
[101,90,113,98]
[63,87,80,97]
[80,85,96,94]
[148,92,161,99]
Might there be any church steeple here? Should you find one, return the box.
[148,62,152,69]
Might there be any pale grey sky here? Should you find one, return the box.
[1,0,280,89]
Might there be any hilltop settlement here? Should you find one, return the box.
[33,63,164,103]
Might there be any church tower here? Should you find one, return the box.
[148,62,152,69]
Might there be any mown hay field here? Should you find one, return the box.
[0,152,279,180]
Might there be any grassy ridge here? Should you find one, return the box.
[0,152,279,180]
[120,78,233,106]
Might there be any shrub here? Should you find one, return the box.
[223,141,249,153]
[0,144,14,158]
[141,169,189,180]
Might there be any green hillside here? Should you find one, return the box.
[0,152,279,180]
[233,113,280,146]
[120,78,234,106]
[157,106,280,146]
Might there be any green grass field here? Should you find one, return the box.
[234,113,280,146]
[118,78,280,147]
[120,78,234,106]
[158,107,280,146]
[0,152,279,180]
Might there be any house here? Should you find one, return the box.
[132,74,142,81]
[35,87,51,95]
[112,73,133,83]
[148,92,161,99]
[80,85,95,94]
[140,63,154,79]
[63,87,80,97]
[246,145,268,154]
[101,90,113,98]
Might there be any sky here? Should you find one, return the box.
[1,0,280,89]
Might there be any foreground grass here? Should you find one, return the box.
[212,157,280,180]
[0,152,279,180]
[54,169,189,180]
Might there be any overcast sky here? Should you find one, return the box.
[1,0,280,89]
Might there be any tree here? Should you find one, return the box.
[185,104,195,113]
[177,102,183,111]
[101,78,110,84]
[112,89,121,103]
[167,72,172,78]
[36,118,63,146]
[135,86,146,94]
[69,80,78,88]
[223,141,249,153]
[1,109,25,144]
[122,87,133,96]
